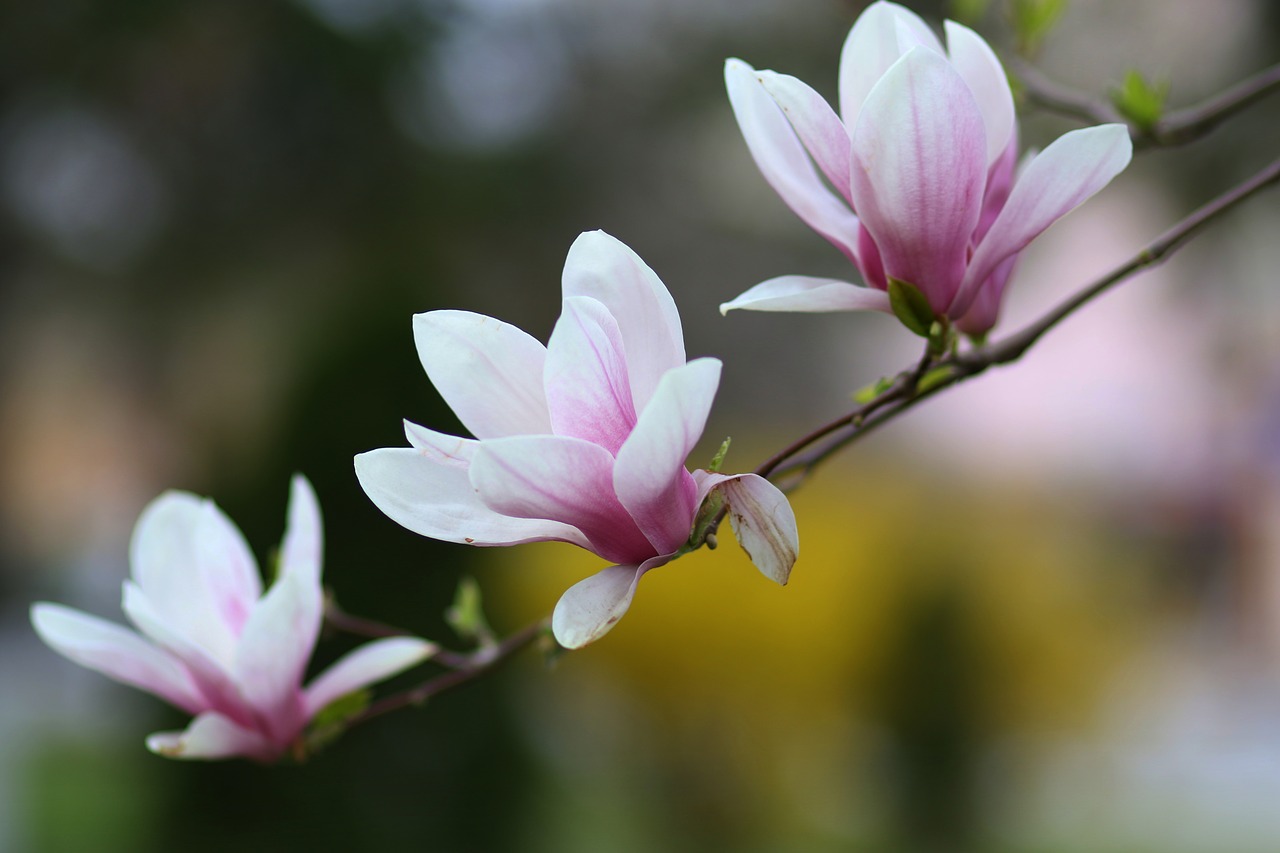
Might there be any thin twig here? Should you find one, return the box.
[1012,58,1280,149]
[1156,63,1280,146]
[349,619,549,727]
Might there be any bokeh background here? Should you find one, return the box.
[3,0,1279,850]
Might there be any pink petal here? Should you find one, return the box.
[551,557,670,649]
[754,70,853,204]
[956,253,1018,336]
[130,492,260,661]
[720,275,892,315]
[544,295,638,455]
[561,231,686,411]
[725,59,862,266]
[944,20,1015,168]
[233,571,318,743]
[146,711,281,762]
[838,1,940,125]
[470,435,654,565]
[612,359,719,556]
[953,123,1132,317]
[355,446,590,548]
[277,475,322,587]
[303,636,437,719]
[695,472,798,585]
[412,310,552,440]
[31,602,205,715]
[850,46,987,313]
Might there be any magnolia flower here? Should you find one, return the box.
[31,476,436,762]
[355,230,799,649]
[721,0,1132,336]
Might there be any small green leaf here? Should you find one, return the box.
[887,277,936,338]
[1111,68,1169,133]
[917,365,958,393]
[708,436,732,473]
[853,375,895,404]
[445,576,493,645]
[1008,0,1067,55]
[303,688,372,756]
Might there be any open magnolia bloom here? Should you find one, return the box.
[31,476,436,762]
[355,230,799,649]
[721,0,1132,336]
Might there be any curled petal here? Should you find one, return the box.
[413,310,552,440]
[355,447,589,548]
[470,436,653,564]
[850,47,987,313]
[561,231,686,411]
[146,711,281,762]
[720,275,892,315]
[614,359,720,556]
[696,472,799,585]
[30,603,205,715]
[278,475,322,586]
[304,636,437,718]
[725,59,861,266]
[552,557,670,649]
[953,123,1133,317]
[403,421,477,468]
[544,296,638,455]
[944,20,1014,168]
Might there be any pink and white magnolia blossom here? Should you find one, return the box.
[354,230,799,649]
[721,0,1133,336]
[31,476,436,762]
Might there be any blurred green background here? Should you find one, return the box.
[3,0,1280,850]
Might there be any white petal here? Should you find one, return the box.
[31,602,205,714]
[725,59,862,266]
[303,636,437,718]
[130,491,260,662]
[944,20,1015,168]
[551,557,670,649]
[720,275,892,315]
[355,446,589,548]
[613,359,720,556]
[561,231,686,411]
[278,475,322,586]
[413,310,552,439]
[146,711,281,762]
[695,472,799,585]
